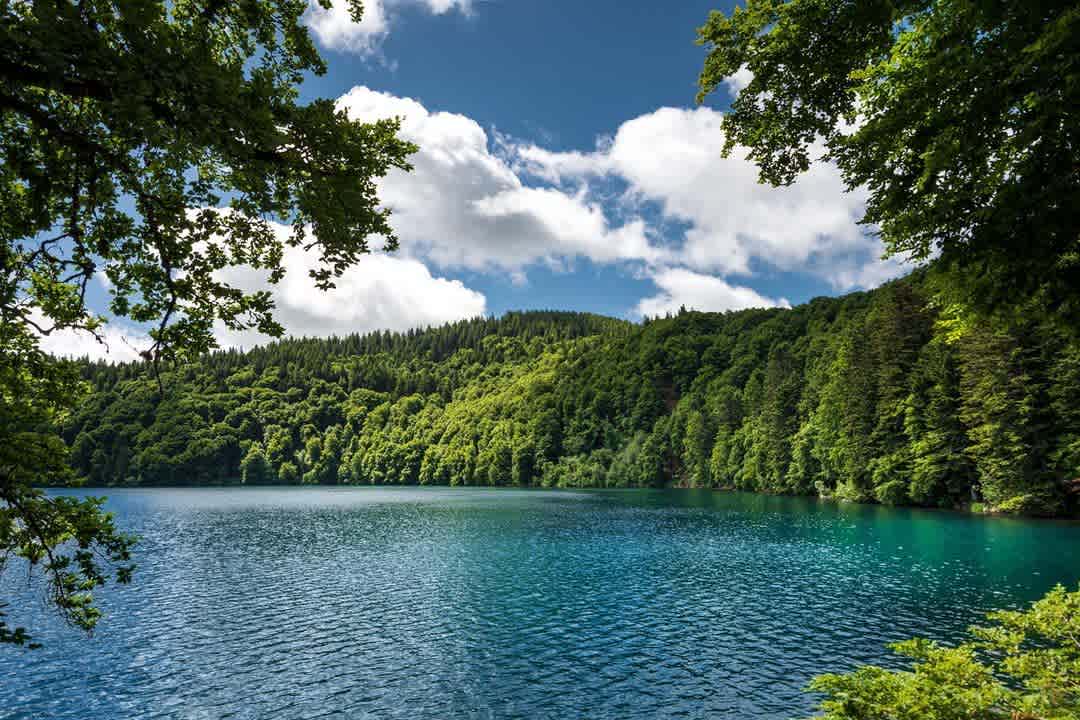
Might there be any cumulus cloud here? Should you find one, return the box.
[51,85,914,356]
[33,232,487,358]
[305,0,471,55]
[824,253,911,291]
[636,267,790,317]
[331,86,906,324]
[47,86,909,358]
[723,65,754,96]
[213,240,486,349]
[29,309,150,363]
[513,105,880,289]
[422,0,470,12]
[335,86,663,272]
[305,0,389,54]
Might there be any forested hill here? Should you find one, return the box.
[65,276,1080,516]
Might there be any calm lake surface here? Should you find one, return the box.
[4,487,1079,719]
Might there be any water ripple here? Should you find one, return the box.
[4,487,1079,719]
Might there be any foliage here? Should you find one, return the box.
[697,0,1080,325]
[2,0,414,364]
[807,584,1080,719]
[1,0,411,647]
[64,277,1080,517]
[0,491,135,649]
[1,300,136,647]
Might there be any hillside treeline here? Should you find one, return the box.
[64,277,1080,516]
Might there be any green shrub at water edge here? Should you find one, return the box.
[807,584,1080,720]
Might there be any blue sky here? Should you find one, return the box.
[306,1,728,149]
[52,0,909,359]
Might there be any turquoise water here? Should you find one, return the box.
[3,487,1078,719]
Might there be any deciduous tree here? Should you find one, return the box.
[697,0,1080,323]
[1,0,414,646]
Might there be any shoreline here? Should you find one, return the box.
[37,482,1080,523]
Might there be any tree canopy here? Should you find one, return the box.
[1,0,414,646]
[697,0,1080,324]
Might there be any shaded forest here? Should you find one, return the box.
[64,273,1080,516]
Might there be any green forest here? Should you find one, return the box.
[64,270,1080,517]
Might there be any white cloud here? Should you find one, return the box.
[335,86,662,272]
[214,240,486,349]
[636,267,790,317]
[29,309,150,363]
[824,253,911,291]
[514,105,879,289]
[305,0,389,54]
[422,0,470,12]
[51,87,909,356]
[32,229,486,357]
[305,0,471,55]
[723,65,754,96]
[331,86,907,323]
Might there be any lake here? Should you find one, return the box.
[3,487,1078,719]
